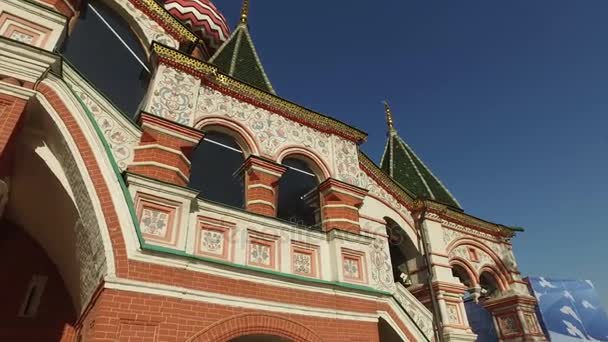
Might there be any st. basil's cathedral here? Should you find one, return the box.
[0,0,572,340]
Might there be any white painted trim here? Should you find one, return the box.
[140,122,201,144]
[324,218,360,226]
[105,276,378,322]
[247,183,274,192]
[134,144,191,165]
[322,203,358,210]
[247,199,275,209]
[249,165,283,178]
[0,81,36,99]
[320,186,366,200]
[128,161,189,183]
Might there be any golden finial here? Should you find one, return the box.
[384,101,395,132]
[240,0,250,24]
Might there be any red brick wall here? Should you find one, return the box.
[0,94,26,177]
[0,221,77,341]
[78,288,382,342]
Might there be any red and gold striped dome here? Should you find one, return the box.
[164,0,230,52]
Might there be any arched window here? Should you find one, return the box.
[385,218,421,286]
[60,0,149,116]
[479,271,501,300]
[277,157,320,228]
[452,264,474,288]
[189,131,245,208]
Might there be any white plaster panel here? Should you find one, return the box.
[195,85,333,166]
[64,64,141,170]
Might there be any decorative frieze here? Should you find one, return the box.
[149,66,200,126]
[196,86,333,162]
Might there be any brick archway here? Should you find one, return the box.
[187,313,325,342]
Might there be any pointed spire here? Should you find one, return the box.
[384,101,396,134]
[240,0,250,25]
[379,103,462,209]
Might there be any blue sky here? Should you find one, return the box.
[213,1,608,305]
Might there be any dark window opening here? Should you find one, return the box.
[277,158,320,228]
[385,218,421,286]
[189,131,245,208]
[452,265,473,288]
[60,0,149,116]
[480,272,500,299]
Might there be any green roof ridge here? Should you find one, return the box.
[209,24,275,94]
[380,107,461,209]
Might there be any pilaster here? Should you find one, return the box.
[238,155,286,217]
[318,178,367,234]
[483,295,546,342]
[128,113,203,187]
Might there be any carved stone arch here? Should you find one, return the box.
[195,116,261,157]
[450,257,479,288]
[187,313,325,342]
[2,83,134,315]
[446,237,511,279]
[33,77,142,305]
[479,265,509,292]
[276,146,332,181]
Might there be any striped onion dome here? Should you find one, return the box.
[164,0,230,52]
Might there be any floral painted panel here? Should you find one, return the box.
[499,315,520,335]
[10,32,34,44]
[140,208,169,237]
[343,257,361,279]
[250,242,271,266]
[196,86,332,162]
[333,137,360,185]
[149,66,199,125]
[293,252,312,275]
[370,239,394,290]
[70,85,139,170]
[200,229,224,255]
[446,304,461,324]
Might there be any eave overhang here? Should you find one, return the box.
[359,151,516,240]
[150,43,368,144]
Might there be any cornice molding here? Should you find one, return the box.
[151,43,368,144]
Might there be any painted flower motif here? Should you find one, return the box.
[202,230,223,254]
[447,305,459,324]
[343,258,360,278]
[293,253,312,274]
[250,243,270,265]
[141,209,168,237]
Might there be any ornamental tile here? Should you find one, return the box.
[293,252,312,275]
[250,242,271,266]
[10,31,33,44]
[200,229,224,255]
[499,315,520,335]
[446,303,461,324]
[343,257,360,279]
[140,208,169,237]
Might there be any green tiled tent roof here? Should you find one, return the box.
[209,23,275,94]
[380,104,462,209]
